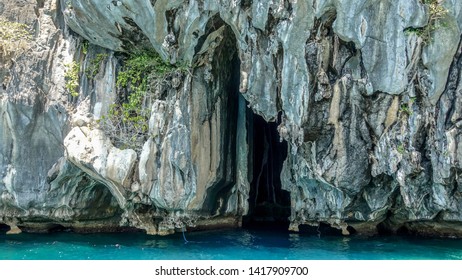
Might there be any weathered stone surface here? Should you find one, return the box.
[6,224,21,235]
[2,0,462,237]
[64,126,137,207]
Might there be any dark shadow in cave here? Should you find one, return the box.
[243,112,291,230]
[192,18,291,229]
[47,224,71,233]
[70,181,123,221]
[0,223,10,233]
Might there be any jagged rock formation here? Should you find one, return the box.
[1,0,462,237]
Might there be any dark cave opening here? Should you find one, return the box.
[0,223,10,233]
[243,112,291,229]
[47,224,73,233]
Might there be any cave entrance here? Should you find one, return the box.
[243,112,291,229]
[0,223,10,233]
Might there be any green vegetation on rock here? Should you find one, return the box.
[400,103,412,116]
[405,0,448,43]
[82,40,89,55]
[397,144,406,154]
[64,61,80,97]
[85,53,108,79]
[0,18,32,57]
[99,49,189,151]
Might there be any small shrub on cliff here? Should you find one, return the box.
[0,18,32,57]
[406,0,448,43]
[399,103,412,116]
[85,53,108,79]
[64,61,80,97]
[424,0,448,28]
[397,144,405,154]
[99,49,189,151]
[82,40,89,55]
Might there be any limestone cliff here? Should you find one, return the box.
[1,0,462,237]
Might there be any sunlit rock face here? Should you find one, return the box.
[1,0,462,237]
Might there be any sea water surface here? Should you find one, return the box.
[1,229,462,260]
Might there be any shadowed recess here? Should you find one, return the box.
[244,112,290,229]
[0,223,10,233]
[69,181,123,221]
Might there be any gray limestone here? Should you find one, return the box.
[1,0,462,237]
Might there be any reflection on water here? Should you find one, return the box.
[1,229,462,260]
[235,229,255,247]
[143,239,169,249]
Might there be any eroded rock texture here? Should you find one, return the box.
[1,0,462,237]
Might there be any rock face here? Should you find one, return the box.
[1,0,462,237]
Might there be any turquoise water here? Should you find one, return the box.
[1,229,462,260]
